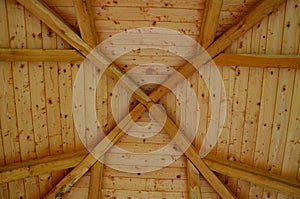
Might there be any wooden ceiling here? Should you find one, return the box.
[0,0,299,198]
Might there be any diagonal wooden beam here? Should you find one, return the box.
[199,0,223,48]
[17,0,286,198]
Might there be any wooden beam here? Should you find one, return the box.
[88,161,103,199]
[0,150,87,184]
[214,53,300,68]
[199,0,223,48]
[203,155,300,196]
[73,0,98,47]
[0,48,84,61]
[187,160,202,199]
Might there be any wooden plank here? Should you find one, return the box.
[73,0,98,47]
[25,7,51,197]
[50,6,203,22]
[41,23,65,186]
[103,166,187,180]
[43,0,205,9]
[101,189,188,199]
[250,2,286,197]
[102,177,188,192]
[199,0,223,48]
[6,0,39,198]
[94,20,201,35]
[203,155,300,196]
[278,1,300,198]
[214,54,300,68]
[0,48,84,61]
[0,1,25,197]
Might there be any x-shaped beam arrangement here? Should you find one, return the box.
[17,0,286,198]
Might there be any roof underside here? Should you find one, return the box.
[0,0,299,198]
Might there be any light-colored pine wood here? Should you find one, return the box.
[0,48,84,61]
[146,102,236,199]
[94,20,201,35]
[187,160,202,199]
[214,54,300,68]
[249,1,286,197]
[199,0,223,48]
[278,1,300,198]
[42,23,65,187]
[203,155,300,196]
[73,0,98,47]
[0,150,87,183]
[44,0,205,9]
[25,7,52,197]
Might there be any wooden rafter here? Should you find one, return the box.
[199,0,223,48]
[15,0,287,198]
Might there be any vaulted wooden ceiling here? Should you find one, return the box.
[0,0,300,198]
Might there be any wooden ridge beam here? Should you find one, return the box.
[214,53,300,68]
[199,0,223,48]
[0,48,84,61]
